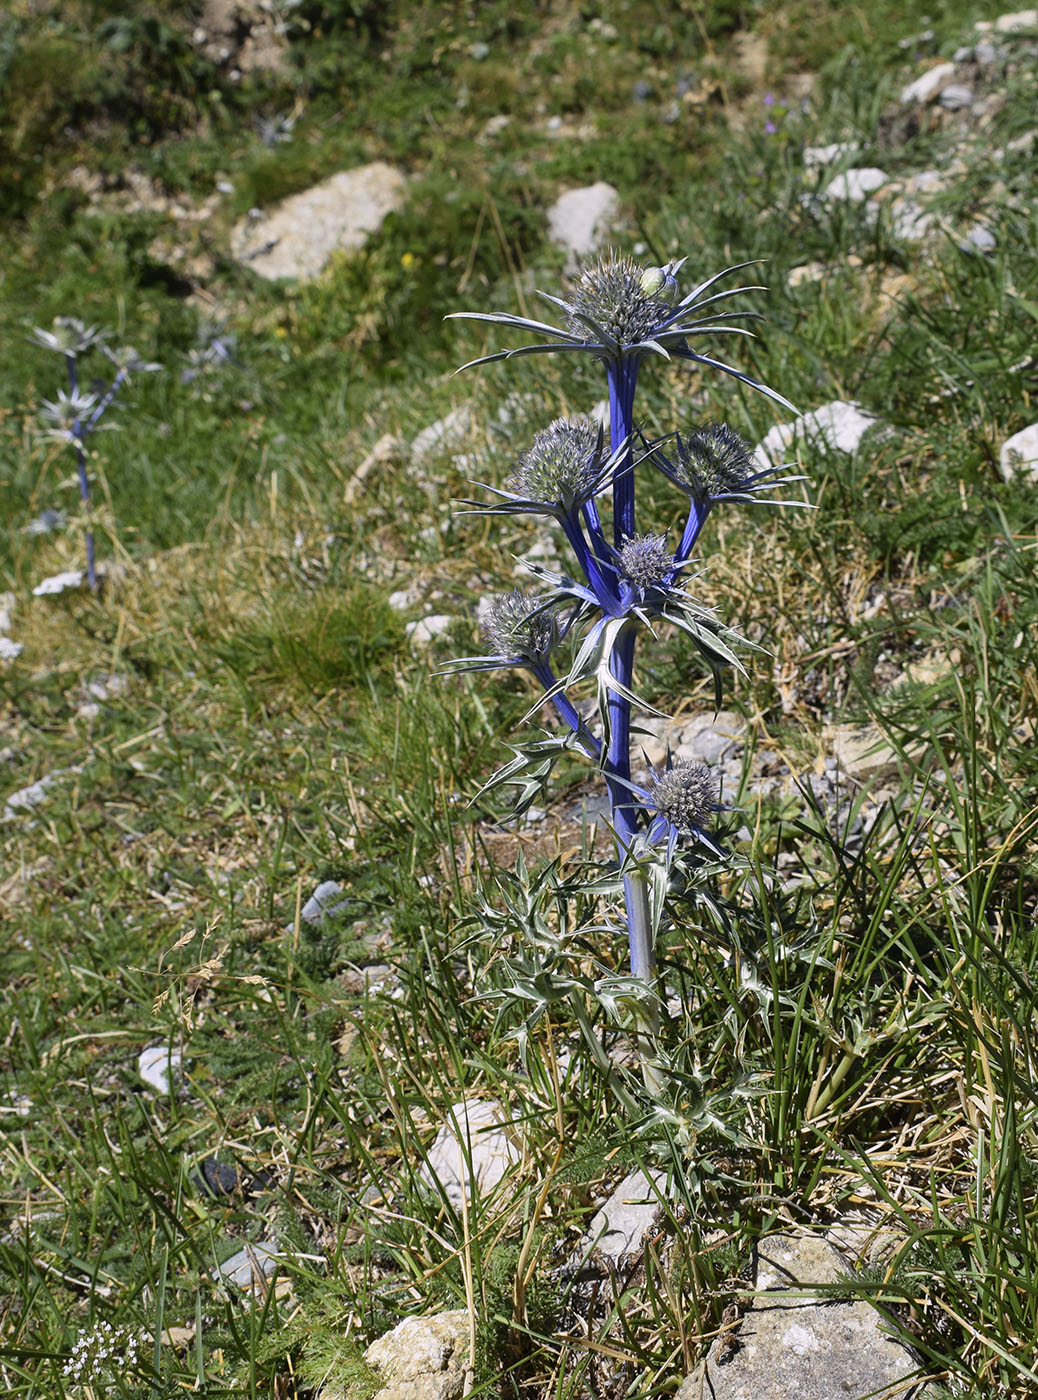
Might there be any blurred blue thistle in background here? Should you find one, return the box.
[449,251,803,1095]
[31,317,159,589]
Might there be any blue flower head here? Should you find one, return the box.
[506,418,607,516]
[617,533,673,591]
[648,759,726,856]
[481,590,560,668]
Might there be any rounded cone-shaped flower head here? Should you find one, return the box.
[507,417,606,514]
[567,253,677,347]
[482,591,559,667]
[666,422,756,503]
[617,533,673,590]
[650,760,719,840]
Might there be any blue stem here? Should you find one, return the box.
[560,515,622,618]
[608,362,638,549]
[86,367,126,433]
[674,497,711,569]
[531,663,601,760]
[66,355,97,591]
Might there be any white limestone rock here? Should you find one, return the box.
[900,61,957,104]
[889,197,933,241]
[345,1311,470,1400]
[405,615,454,646]
[802,141,861,166]
[1000,423,1038,481]
[634,711,745,771]
[975,10,1038,34]
[2,769,75,822]
[138,1045,183,1095]
[32,569,84,596]
[580,1169,669,1266]
[231,163,407,282]
[418,1099,521,1207]
[755,401,883,468]
[411,405,473,465]
[823,168,889,202]
[547,182,622,260]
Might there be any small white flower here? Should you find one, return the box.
[39,387,98,443]
[31,317,104,357]
[104,344,161,374]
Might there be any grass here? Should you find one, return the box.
[1,1,1037,1397]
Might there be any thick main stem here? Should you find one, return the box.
[623,864,664,1095]
[604,357,664,1092]
[608,361,638,548]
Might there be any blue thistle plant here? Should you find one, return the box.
[448,252,806,1099]
[31,317,159,590]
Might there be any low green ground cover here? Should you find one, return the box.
[1,2,1036,1397]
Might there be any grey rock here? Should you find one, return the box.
[580,1168,669,1266]
[680,1231,930,1400]
[2,769,73,821]
[418,1099,521,1208]
[405,615,454,646]
[755,401,883,468]
[138,1045,182,1095]
[291,880,352,928]
[1000,422,1038,481]
[215,1239,279,1289]
[899,62,956,104]
[889,197,932,241]
[230,162,407,282]
[822,167,888,202]
[939,83,974,109]
[960,223,997,253]
[635,712,745,771]
[546,182,622,260]
[802,141,860,166]
[0,639,22,662]
[974,39,1001,63]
